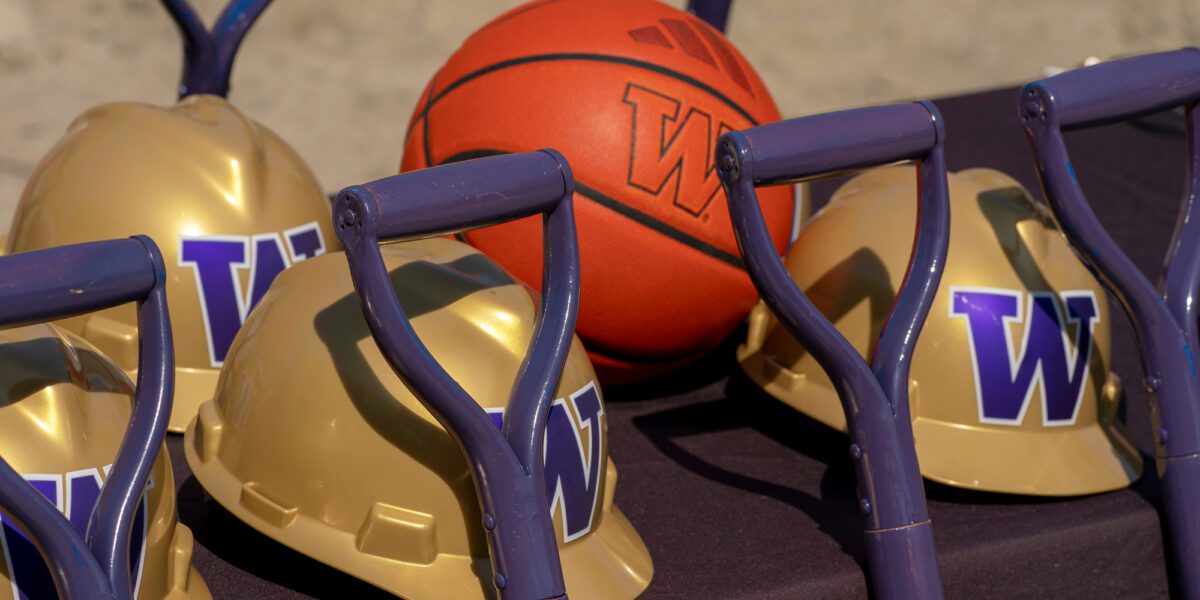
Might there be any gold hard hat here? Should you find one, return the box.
[0,323,209,599]
[740,166,1142,495]
[5,95,334,432]
[184,238,652,598]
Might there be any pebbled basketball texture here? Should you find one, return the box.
[402,0,793,384]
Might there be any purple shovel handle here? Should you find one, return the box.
[334,150,577,600]
[686,0,733,32]
[718,101,949,600]
[1021,49,1200,598]
[1027,48,1200,130]
[0,237,173,600]
[160,0,274,98]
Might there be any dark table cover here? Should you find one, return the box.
[166,86,1188,598]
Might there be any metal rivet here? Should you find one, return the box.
[720,153,735,172]
[720,142,740,179]
[1159,428,1170,444]
[494,573,507,590]
[1145,376,1161,392]
[858,498,872,515]
[341,209,357,227]
[1023,102,1040,120]
[483,513,496,531]
[849,444,862,460]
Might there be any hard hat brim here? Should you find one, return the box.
[183,411,653,599]
[910,411,1142,496]
[739,344,1143,496]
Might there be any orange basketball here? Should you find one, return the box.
[402,0,793,384]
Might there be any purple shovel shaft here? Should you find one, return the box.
[1021,48,1200,598]
[334,150,577,600]
[0,237,174,600]
[0,461,115,599]
[718,101,949,599]
[161,0,274,98]
[686,0,733,32]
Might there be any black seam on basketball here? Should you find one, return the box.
[438,149,746,270]
[421,71,439,167]
[620,82,727,217]
[440,150,509,164]
[425,53,760,126]
[574,181,745,269]
[403,117,417,146]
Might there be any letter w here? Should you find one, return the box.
[486,381,605,543]
[623,83,727,216]
[950,288,1099,426]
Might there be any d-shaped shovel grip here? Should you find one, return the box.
[1021,49,1200,598]
[334,150,577,600]
[161,0,274,98]
[0,237,173,600]
[1024,48,1200,131]
[717,101,949,600]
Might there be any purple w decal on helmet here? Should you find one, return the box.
[488,381,604,543]
[949,287,1100,426]
[179,222,326,367]
[0,467,149,600]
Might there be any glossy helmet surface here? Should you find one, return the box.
[184,238,652,598]
[739,166,1142,495]
[0,326,208,600]
[0,239,207,599]
[3,0,333,432]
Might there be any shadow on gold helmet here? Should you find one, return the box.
[185,238,652,598]
[0,326,209,599]
[739,166,1142,496]
[3,0,334,432]
[0,239,207,599]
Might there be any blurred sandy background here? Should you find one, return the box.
[1,0,1197,228]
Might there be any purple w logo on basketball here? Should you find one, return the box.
[949,287,1100,426]
[488,382,604,543]
[179,222,326,367]
[0,467,149,600]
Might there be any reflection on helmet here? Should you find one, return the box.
[0,324,209,599]
[184,238,652,599]
[740,166,1142,495]
[3,3,334,433]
